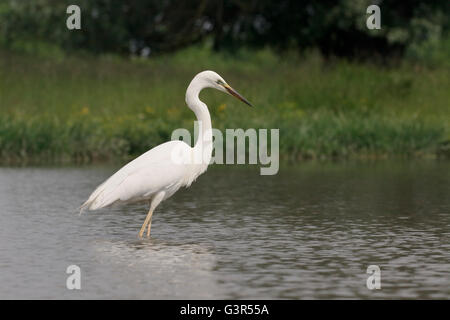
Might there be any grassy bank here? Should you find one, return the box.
[0,46,449,164]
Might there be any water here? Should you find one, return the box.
[0,161,449,299]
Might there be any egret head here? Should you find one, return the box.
[196,70,252,107]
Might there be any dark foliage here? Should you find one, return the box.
[0,0,449,59]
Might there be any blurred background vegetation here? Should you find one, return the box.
[0,0,449,163]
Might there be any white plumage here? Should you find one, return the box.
[80,70,252,238]
[81,141,189,209]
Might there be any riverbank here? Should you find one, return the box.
[0,46,448,164]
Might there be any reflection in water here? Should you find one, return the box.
[0,161,449,299]
[88,239,219,299]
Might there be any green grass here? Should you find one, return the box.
[0,45,449,164]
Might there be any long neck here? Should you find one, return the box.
[186,83,213,164]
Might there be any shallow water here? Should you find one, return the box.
[0,161,449,299]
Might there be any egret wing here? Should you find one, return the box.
[80,141,191,211]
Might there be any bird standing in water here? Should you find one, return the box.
[80,71,252,238]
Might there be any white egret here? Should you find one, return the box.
[80,70,251,238]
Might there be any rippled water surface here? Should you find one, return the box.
[0,161,449,299]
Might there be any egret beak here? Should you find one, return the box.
[223,84,252,107]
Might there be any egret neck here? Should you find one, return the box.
[185,78,213,166]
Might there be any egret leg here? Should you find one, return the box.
[139,206,153,239]
[146,216,153,238]
[138,191,165,239]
